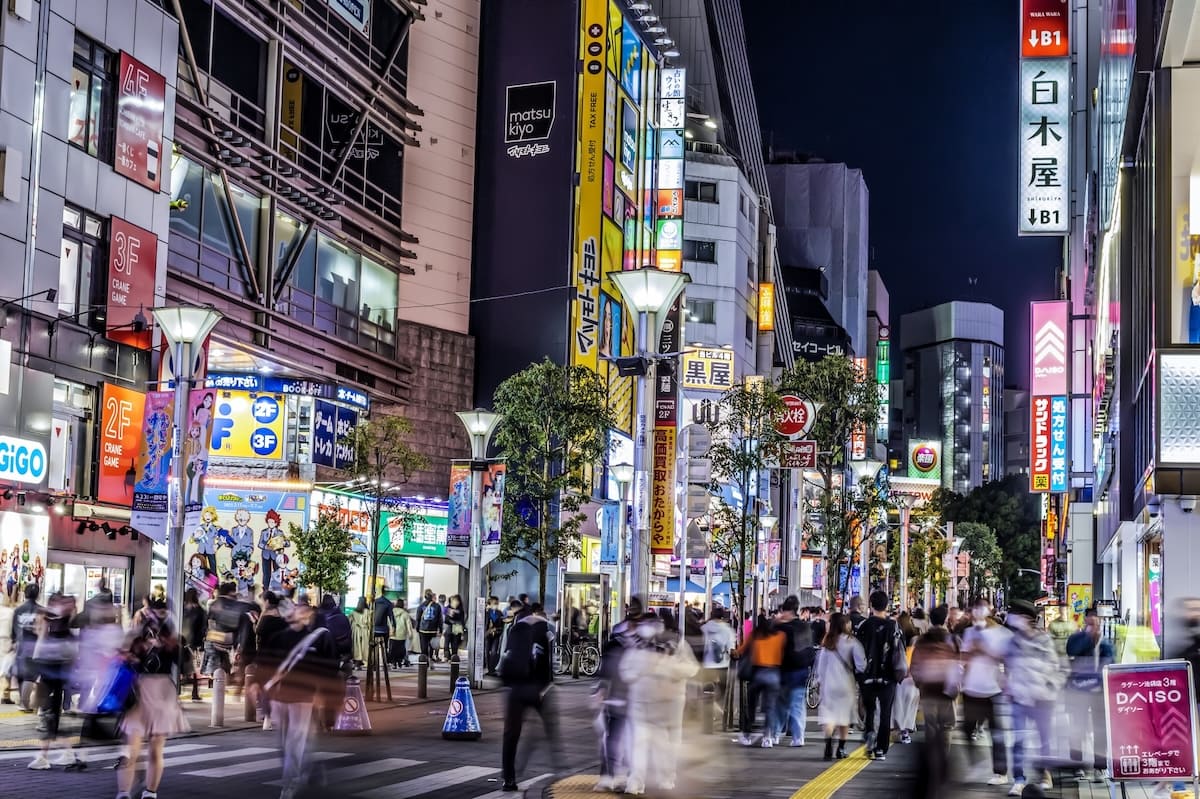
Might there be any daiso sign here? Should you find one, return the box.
[0,436,47,485]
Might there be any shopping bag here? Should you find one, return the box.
[96,661,137,715]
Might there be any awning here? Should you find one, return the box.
[665,578,707,594]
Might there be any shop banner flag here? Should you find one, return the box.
[446,461,471,568]
[130,391,175,543]
[182,387,217,533]
[599,501,619,567]
[480,463,505,566]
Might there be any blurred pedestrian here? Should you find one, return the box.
[485,596,505,674]
[910,605,960,795]
[349,598,370,669]
[960,597,1013,786]
[735,612,786,747]
[815,612,865,760]
[892,612,919,745]
[856,590,907,760]
[594,615,634,792]
[847,595,867,632]
[250,598,338,799]
[444,595,466,660]
[74,579,124,739]
[1005,600,1063,796]
[701,607,736,713]
[388,599,414,668]
[180,588,206,702]
[1065,609,1113,781]
[13,582,41,712]
[204,582,258,687]
[0,594,13,704]
[499,602,558,792]
[773,598,815,747]
[253,591,287,732]
[28,591,80,770]
[115,596,190,799]
[417,590,442,666]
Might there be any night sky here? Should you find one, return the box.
[742,1,1063,387]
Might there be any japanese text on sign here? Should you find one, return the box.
[681,348,735,392]
[1049,394,1068,492]
[1019,57,1069,235]
[649,427,676,555]
[114,52,166,192]
[1105,661,1198,781]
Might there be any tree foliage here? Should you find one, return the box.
[703,382,785,626]
[343,413,429,598]
[955,521,1002,603]
[492,359,615,602]
[932,474,1043,602]
[777,356,882,606]
[288,507,356,599]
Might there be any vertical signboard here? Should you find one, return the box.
[850,357,868,460]
[107,218,155,349]
[480,463,506,565]
[1018,1,1070,235]
[1049,394,1068,492]
[1031,301,1070,394]
[130,390,175,543]
[114,52,166,192]
[312,399,357,470]
[1031,301,1069,492]
[1104,661,1198,782]
[652,295,680,555]
[1031,395,1052,491]
[657,67,685,273]
[98,384,145,506]
[876,334,891,441]
[446,461,472,568]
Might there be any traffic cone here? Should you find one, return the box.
[333,676,372,735]
[441,677,482,740]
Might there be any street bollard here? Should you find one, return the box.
[571,648,580,680]
[449,656,460,692]
[244,665,257,722]
[417,656,428,699]
[210,668,226,728]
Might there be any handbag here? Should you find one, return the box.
[736,651,755,682]
[96,661,137,715]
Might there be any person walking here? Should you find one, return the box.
[180,588,207,702]
[444,595,466,661]
[416,590,442,667]
[349,598,370,670]
[772,597,815,747]
[253,591,287,732]
[485,597,505,675]
[28,591,80,770]
[735,614,787,747]
[203,582,257,685]
[594,618,634,792]
[1004,599,1063,796]
[250,598,338,799]
[499,602,558,792]
[370,591,396,666]
[115,596,190,799]
[892,612,920,745]
[855,590,907,760]
[389,600,414,668]
[910,605,960,796]
[960,597,1013,786]
[12,583,41,712]
[815,612,865,761]
[701,607,736,715]
[1065,609,1114,781]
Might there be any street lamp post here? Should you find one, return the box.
[611,462,634,626]
[153,306,222,624]
[881,561,893,601]
[896,495,912,611]
[756,513,777,616]
[610,267,689,600]
[456,409,502,689]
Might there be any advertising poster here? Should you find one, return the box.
[1067,583,1093,627]
[619,17,642,104]
[1104,660,1197,780]
[114,52,166,191]
[598,501,619,568]
[649,428,676,555]
[189,487,309,599]
[98,384,145,507]
[130,390,175,544]
[481,462,506,565]
[618,99,638,199]
[0,512,48,601]
[446,461,472,568]
[106,217,155,349]
[907,440,942,480]
[381,507,448,559]
[182,388,217,531]
[597,292,622,359]
[210,390,285,460]
[312,399,358,470]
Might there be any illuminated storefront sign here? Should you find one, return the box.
[98,384,145,506]
[1018,0,1070,235]
[1030,395,1052,491]
[205,373,369,410]
[758,283,775,332]
[209,390,286,460]
[681,347,734,392]
[908,440,942,481]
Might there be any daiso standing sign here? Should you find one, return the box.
[1104,660,1199,781]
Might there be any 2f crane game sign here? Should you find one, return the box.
[1104,661,1199,781]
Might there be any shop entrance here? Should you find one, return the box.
[557,573,610,645]
[46,550,130,616]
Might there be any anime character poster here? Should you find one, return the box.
[0,512,48,602]
[445,462,472,569]
[182,389,216,532]
[184,487,308,598]
[480,463,506,565]
[129,391,175,543]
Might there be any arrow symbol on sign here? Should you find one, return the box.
[1034,321,1066,364]
[1028,209,1038,225]
[1029,31,1038,46]
[1158,705,1191,745]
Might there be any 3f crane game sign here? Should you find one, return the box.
[1104,661,1199,781]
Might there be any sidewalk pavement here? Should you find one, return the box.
[0,662,517,750]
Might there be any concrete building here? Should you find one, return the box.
[766,158,869,356]
[1003,387,1030,478]
[900,301,1005,494]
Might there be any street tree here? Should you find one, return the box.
[778,355,881,605]
[492,359,615,602]
[955,521,1002,602]
[287,506,357,599]
[343,413,429,600]
[702,380,786,630]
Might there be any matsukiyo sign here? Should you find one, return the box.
[1104,660,1198,781]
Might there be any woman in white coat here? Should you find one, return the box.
[815,612,865,761]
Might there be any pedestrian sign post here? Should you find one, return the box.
[442,677,482,740]
[1104,660,1198,792]
[333,676,372,735]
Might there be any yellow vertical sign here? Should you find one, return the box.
[572,0,608,371]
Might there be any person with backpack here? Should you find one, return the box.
[855,590,907,761]
[772,596,815,747]
[203,582,257,683]
[417,590,443,667]
[1065,609,1113,782]
[12,582,41,712]
[114,596,189,799]
[499,602,558,792]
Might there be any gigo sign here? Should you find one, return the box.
[776,395,819,439]
[0,436,47,485]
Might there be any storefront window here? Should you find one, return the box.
[52,379,94,496]
[359,257,397,328]
[169,157,204,240]
[316,234,360,310]
[44,551,129,612]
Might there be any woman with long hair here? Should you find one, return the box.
[350,597,370,669]
[814,612,865,760]
[181,588,206,702]
[734,614,787,747]
[444,595,466,660]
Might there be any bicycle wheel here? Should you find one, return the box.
[552,642,569,674]
[580,644,601,677]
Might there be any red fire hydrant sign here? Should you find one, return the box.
[1104,660,1199,781]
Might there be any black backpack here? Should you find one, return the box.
[783,619,815,672]
[500,619,550,686]
[860,618,904,684]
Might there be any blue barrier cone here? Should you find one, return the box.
[442,677,482,740]
[333,676,372,735]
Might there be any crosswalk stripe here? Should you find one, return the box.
[182,750,349,778]
[164,746,275,768]
[0,741,213,763]
[266,758,425,786]
[474,773,554,799]
[355,765,500,798]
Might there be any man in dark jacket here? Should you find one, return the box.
[12,583,41,712]
[416,590,442,666]
[205,582,258,682]
[773,595,814,747]
[499,603,557,792]
[910,604,960,794]
[251,598,337,799]
[855,590,906,760]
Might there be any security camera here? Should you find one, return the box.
[1147,496,1162,518]
[1181,497,1197,514]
